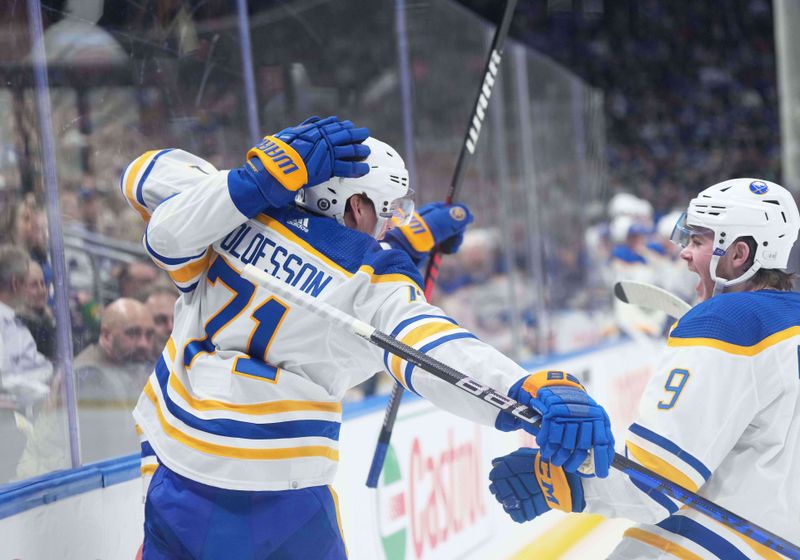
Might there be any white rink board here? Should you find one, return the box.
[0,338,661,560]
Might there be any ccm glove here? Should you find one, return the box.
[489,447,585,523]
[495,370,614,478]
[229,116,370,214]
[384,202,474,266]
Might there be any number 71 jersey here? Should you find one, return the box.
[123,149,527,492]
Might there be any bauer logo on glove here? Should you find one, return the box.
[495,369,615,478]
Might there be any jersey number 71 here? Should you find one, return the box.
[183,256,288,382]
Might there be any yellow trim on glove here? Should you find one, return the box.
[247,135,308,191]
[398,212,435,252]
[534,453,573,512]
[521,370,585,398]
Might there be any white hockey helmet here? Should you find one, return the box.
[295,136,414,238]
[670,178,800,291]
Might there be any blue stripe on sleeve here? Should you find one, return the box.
[176,282,199,293]
[383,315,459,371]
[144,228,208,266]
[629,423,712,481]
[153,358,340,441]
[402,332,478,393]
[657,516,749,560]
[389,314,458,337]
[140,441,156,458]
[136,149,173,207]
[630,477,679,516]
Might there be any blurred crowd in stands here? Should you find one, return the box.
[518,0,779,212]
[0,0,783,481]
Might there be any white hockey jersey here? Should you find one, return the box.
[584,290,800,559]
[121,149,529,491]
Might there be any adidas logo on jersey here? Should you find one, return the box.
[287,217,309,233]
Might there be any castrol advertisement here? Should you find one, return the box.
[336,399,515,560]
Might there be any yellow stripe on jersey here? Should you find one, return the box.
[667,325,800,356]
[391,321,461,381]
[624,528,703,560]
[358,265,421,288]
[143,383,339,461]
[626,441,699,492]
[140,463,158,477]
[135,424,143,436]
[166,373,341,415]
[328,485,348,556]
[125,151,158,223]
[166,337,177,361]
[153,247,212,284]
[256,215,352,276]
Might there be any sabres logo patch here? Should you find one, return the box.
[749,180,769,195]
[449,206,467,221]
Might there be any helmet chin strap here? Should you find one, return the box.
[708,254,761,297]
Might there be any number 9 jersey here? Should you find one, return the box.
[121,149,529,491]
[581,290,800,559]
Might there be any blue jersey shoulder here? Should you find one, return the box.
[362,245,424,290]
[611,244,647,264]
[263,207,379,273]
[670,290,800,346]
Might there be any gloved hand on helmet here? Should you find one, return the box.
[228,116,370,216]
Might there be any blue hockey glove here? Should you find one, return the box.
[495,370,614,478]
[384,202,474,266]
[489,447,585,523]
[229,116,370,214]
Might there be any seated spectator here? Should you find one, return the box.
[0,196,52,297]
[0,245,53,483]
[16,261,56,361]
[73,297,155,462]
[0,245,53,409]
[141,286,178,361]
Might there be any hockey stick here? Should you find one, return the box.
[241,264,800,560]
[614,280,692,321]
[369,0,520,489]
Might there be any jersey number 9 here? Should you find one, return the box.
[658,368,690,410]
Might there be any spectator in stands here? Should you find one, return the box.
[0,245,53,483]
[142,286,178,360]
[72,297,155,462]
[0,245,53,406]
[16,261,56,361]
[74,297,155,374]
[0,196,52,294]
[116,260,160,300]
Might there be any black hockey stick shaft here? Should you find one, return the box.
[367,0,519,489]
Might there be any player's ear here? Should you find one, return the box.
[730,238,751,269]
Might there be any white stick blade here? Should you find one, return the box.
[614,281,692,320]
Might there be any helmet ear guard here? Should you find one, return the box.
[674,178,800,294]
[295,137,414,238]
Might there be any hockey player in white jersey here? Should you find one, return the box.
[489,178,800,559]
[121,116,614,559]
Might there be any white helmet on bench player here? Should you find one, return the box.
[671,178,800,292]
[295,137,414,238]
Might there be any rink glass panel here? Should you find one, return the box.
[0,0,607,488]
